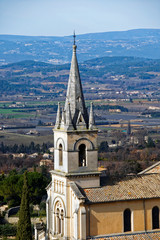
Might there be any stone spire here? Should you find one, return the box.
[89,102,96,130]
[55,102,61,129]
[64,32,88,129]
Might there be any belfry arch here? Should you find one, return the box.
[74,137,94,151]
[79,144,86,167]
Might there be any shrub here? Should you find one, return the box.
[0,224,17,237]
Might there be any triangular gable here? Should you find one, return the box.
[76,111,86,127]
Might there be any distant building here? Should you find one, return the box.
[12,153,25,158]
[29,153,38,158]
[39,159,53,167]
[109,109,121,113]
[149,106,160,110]
[26,130,39,135]
[42,153,51,159]
[48,147,54,153]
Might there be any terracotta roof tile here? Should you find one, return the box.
[88,231,160,239]
[83,174,160,203]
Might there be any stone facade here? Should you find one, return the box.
[54,130,98,174]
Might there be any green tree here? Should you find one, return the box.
[29,141,35,153]
[0,171,49,207]
[146,137,155,148]
[99,141,109,153]
[0,172,22,208]
[16,172,32,240]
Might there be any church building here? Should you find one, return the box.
[46,35,160,240]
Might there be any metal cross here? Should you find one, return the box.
[73,31,76,45]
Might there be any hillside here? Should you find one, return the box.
[0,56,160,99]
[0,29,160,65]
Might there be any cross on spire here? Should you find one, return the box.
[73,30,76,45]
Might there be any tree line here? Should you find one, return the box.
[94,104,128,112]
[0,141,53,154]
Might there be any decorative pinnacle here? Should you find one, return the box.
[65,101,74,130]
[55,102,61,129]
[89,102,96,130]
[73,30,76,45]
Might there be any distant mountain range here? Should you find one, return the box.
[0,29,160,65]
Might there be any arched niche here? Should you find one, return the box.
[56,137,65,151]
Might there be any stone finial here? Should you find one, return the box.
[65,102,74,130]
[60,109,65,129]
[54,102,61,129]
[89,102,96,130]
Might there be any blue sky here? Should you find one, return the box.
[0,0,160,36]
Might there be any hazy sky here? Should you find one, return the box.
[0,0,160,36]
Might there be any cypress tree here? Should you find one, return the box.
[16,171,32,240]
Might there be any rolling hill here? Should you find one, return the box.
[0,29,160,66]
[0,56,160,97]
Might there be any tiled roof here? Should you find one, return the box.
[83,174,160,203]
[88,231,160,240]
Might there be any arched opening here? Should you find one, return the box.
[61,209,64,236]
[124,208,131,232]
[55,208,60,234]
[79,144,86,167]
[152,206,159,229]
[59,144,63,166]
[55,201,64,236]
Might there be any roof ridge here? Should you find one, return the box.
[69,181,86,200]
[138,161,160,175]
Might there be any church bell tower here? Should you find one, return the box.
[46,33,100,240]
[53,32,100,188]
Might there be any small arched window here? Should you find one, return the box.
[152,206,159,229]
[59,144,63,166]
[124,208,131,232]
[79,144,86,167]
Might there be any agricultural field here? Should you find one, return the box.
[0,97,160,146]
[0,131,53,146]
